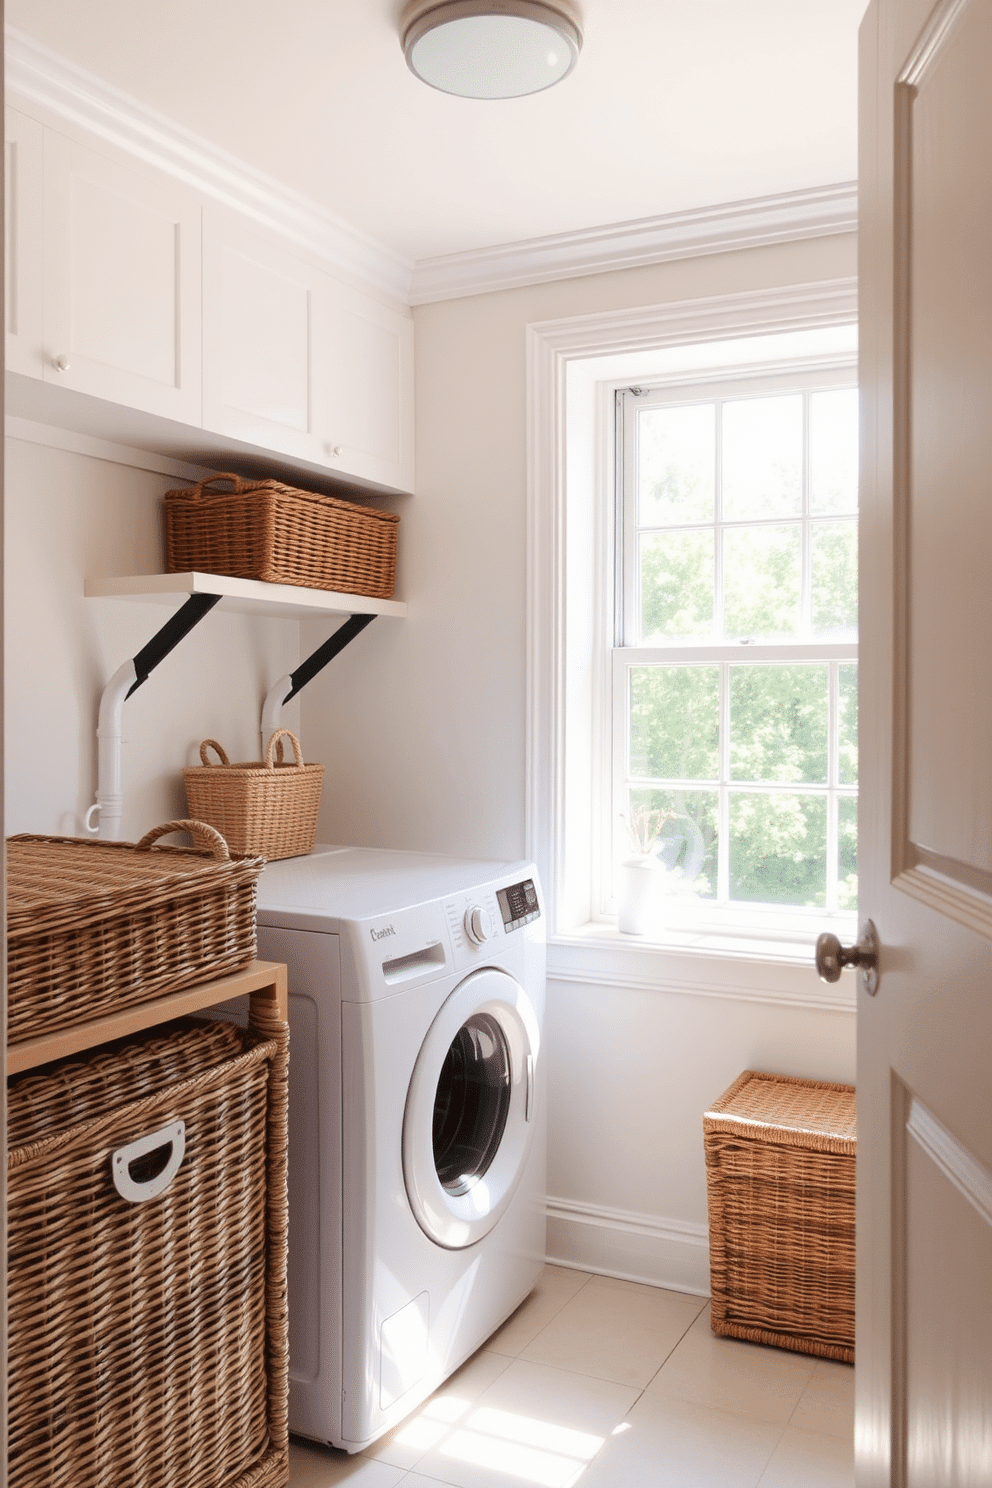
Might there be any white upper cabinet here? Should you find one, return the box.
[6,105,415,495]
[42,133,203,422]
[321,278,415,494]
[202,210,326,465]
[5,109,45,378]
[203,209,415,493]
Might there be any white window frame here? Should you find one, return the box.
[526,280,860,988]
[608,368,859,938]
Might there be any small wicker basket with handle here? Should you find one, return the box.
[164,471,399,598]
[183,729,324,862]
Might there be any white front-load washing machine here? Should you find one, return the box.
[254,846,547,1453]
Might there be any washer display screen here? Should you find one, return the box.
[496,879,540,932]
[433,1014,511,1195]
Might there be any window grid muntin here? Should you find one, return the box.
[617,370,858,922]
[621,656,857,914]
[632,388,857,649]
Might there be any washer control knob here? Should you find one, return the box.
[464,904,492,945]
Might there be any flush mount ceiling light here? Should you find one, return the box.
[401,0,583,99]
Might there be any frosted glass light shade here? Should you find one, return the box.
[401,1,582,99]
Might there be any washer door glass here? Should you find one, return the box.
[433,1013,511,1195]
[403,968,540,1250]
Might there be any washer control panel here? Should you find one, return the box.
[496,878,541,934]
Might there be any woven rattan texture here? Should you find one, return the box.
[183,732,324,861]
[165,473,399,598]
[705,1070,857,1150]
[6,831,263,1042]
[7,1011,290,1488]
[704,1071,856,1364]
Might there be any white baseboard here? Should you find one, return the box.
[546,1197,710,1297]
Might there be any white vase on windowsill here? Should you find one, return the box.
[617,855,664,936]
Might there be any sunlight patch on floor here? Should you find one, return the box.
[437,1404,606,1487]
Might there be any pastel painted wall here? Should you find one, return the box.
[302,232,859,1288]
[4,429,301,841]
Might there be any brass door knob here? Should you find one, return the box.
[816,918,880,995]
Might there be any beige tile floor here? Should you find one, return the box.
[289,1266,855,1488]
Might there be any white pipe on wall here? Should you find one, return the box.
[84,659,138,841]
[261,674,294,757]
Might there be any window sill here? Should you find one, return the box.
[546,920,857,1012]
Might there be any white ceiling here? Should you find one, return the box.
[8,0,869,267]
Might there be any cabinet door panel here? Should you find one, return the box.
[324,282,415,493]
[202,210,323,463]
[5,108,45,378]
[42,133,201,420]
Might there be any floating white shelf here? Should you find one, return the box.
[85,571,407,620]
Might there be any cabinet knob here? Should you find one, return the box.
[53,354,71,373]
[327,443,344,458]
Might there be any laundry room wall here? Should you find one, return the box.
[302,230,860,1291]
[4,428,301,842]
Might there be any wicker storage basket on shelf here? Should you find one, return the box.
[703,1069,856,1363]
[7,1006,289,1488]
[183,729,324,861]
[6,820,264,1044]
[164,471,399,598]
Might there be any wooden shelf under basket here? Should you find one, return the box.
[7,958,288,1075]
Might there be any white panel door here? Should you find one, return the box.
[5,108,45,378]
[202,208,326,465]
[321,279,415,494]
[42,132,202,421]
[858,2,992,1484]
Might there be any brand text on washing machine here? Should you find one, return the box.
[369,924,397,941]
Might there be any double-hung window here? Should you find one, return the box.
[611,371,859,939]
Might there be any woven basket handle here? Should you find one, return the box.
[264,728,305,770]
[180,472,249,500]
[136,819,231,861]
[198,739,231,767]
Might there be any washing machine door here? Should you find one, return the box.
[402,967,540,1250]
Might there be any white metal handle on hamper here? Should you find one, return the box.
[112,1120,186,1204]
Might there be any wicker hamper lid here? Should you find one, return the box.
[704,1069,856,1154]
[6,822,263,941]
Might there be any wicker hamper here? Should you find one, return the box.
[164,471,399,598]
[703,1069,856,1363]
[183,730,324,861]
[6,821,264,1044]
[6,1005,289,1488]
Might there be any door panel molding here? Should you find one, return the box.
[891,0,992,936]
[907,1096,992,1228]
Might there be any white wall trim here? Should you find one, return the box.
[410,183,858,304]
[907,1097,992,1230]
[526,280,859,980]
[547,960,856,1013]
[546,1196,710,1295]
[5,23,413,305]
[5,415,211,480]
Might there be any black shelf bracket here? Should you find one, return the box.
[126,592,223,698]
[283,613,377,702]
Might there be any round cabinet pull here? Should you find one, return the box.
[326,443,344,458]
[53,354,71,373]
[815,918,880,996]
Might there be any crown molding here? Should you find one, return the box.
[4,24,414,305]
[6,24,858,310]
[409,181,859,304]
